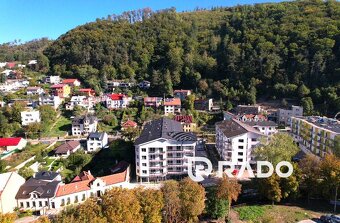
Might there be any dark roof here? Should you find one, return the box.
[15,178,60,199]
[54,141,80,154]
[110,161,130,174]
[72,115,97,125]
[87,132,106,141]
[34,171,60,181]
[245,121,278,127]
[134,118,196,145]
[216,119,263,138]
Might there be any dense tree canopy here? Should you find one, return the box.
[43,1,340,115]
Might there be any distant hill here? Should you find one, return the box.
[28,1,340,114]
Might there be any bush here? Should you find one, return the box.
[234,205,265,221]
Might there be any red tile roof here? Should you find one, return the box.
[164,98,181,106]
[173,115,193,124]
[71,171,95,182]
[109,94,126,100]
[0,138,22,147]
[99,170,127,186]
[62,79,79,84]
[51,84,67,88]
[56,180,92,197]
[121,120,137,128]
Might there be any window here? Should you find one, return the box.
[26,202,30,207]
[142,156,146,160]
[251,138,257,142]
[39,201,42,207]
[238,139,244,142]
[238,146,244,149]
[262,127,265,130]
[238,152,243,155]
[142,170,147,174]
[20,202,23,208]
[176,160,181,164]
[97,183,100,186]
[238,159,243,162]
[32,201,36,207]
[82,194,86,201]
[142,148,146,152]
[142,163,147,166]
[67,197,71,205]
[45,201,48,207]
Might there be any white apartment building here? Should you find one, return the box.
[21,110,41,126]
[134,118,197,182]
[278,105,303,125]
[104,94,132,109]
[291,116,340,157]
[215,119,264,167]
[39,95,62,109]
[164,98,181,115]
[71,115,98,136]
[243,121,278,136]
[86,132,108,152]
[44,76,61,84]
[66,96,96,110]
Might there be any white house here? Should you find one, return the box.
[278,105,303,125]
[164,98,181,115]
[71,115,98,136]
[66,96,96,110]
[86,132,108,152]
[21,109,41,126]
[215,119,265,168]
[134,118,197,182]
[51,162,130,209]
[0,172,25,213]
[104,94,132,109]
[44,76,61,84]
[39,95,62,109]
[27,86,44,95]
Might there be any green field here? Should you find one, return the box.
[47,115,72,137]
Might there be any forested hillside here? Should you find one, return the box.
[44,1,340,115]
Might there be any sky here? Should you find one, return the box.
[0,0,283,44]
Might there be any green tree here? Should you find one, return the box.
[18,167,34,179]
[258,174,282,204]
[298,84,310,98]
[301,97,314,115]
[205,187,229,220]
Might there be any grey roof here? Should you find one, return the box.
[72,115,97,125]
[87,132,106,141]
[34,171,60,181]
[216,119,264,138]
[54,141,80,154]
[15,178,61,199]
[245,121,278,127]
[135,118,197,145]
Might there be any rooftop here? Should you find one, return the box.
[216,119,264,138]
[54,141,80,154]
[164,98,181,106]
[295,116,340,133]
[0,137,23,147]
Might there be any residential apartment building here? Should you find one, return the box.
[51,84,71,98]
[44,76,61,84]
[62,79,81,87]
[86,132,108,152]
[245,121,278,136]
[39,95,62,109]
[291,116,340,157]
[144,97,162,108]
[21,109,41,126]
[278,105,303,125]
[134,118,197,182]
[0,172,25,213]
[72,115,98,136]
[104,94,132,109]
[215,119,264,167]
[164,98,181,115]
[66,96,96,110]
[173,115,197,132]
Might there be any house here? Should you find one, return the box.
[194,98,213,111]
[144,97,162,108]
[54,141,81,157]
[78,88,95,97]
[86,132,108,152]
[16,171,62,214]
[51,162,130,209]
[62,79,81,87]
[72,115,98,136]
[278,105,303,125]
[66,96,96,110]
[27,86,44,95]
[104,94,132,109]
[0,172,25,213]
[174,89,191,101]
[8,99,37,108]
[235,105,262,115]
[173,115,196,132]
[164,98,181,115]
[134,118,197,182]
[39,95,62,109]
[21,109,41,126]
[237,114,267,122]
[106,80,134,90]
[0,138,27,154]
[215,119,264,168]
[44,76,61,84]
[51,84,71,98]
[121,120,137,130]
[0,80,29,92]
[245,121,278,136]
[291,116,340,157]
[138,80,151,89]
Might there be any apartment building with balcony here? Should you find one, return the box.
[134,118,197,182]
[215,119,264,168]
[71,115,98,136]
[291,116,340,157]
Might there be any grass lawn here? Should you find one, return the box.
[233,200,337,223]
[47,115,71,137]
[5,143,47,168]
